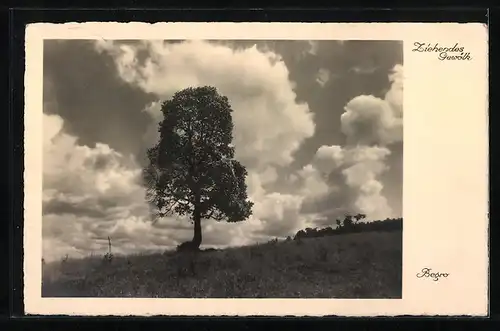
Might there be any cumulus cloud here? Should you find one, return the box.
[385,64,403,115]
[341,64,404,147]
[95,40,315,170]
[339,64,403,219]
[313,145,345,174]
[299,144,393,222]
[43,112,276,261]
[44,118,142,202]
[95,39,317,241]
[43,40,322,260]
[340,146,392,219]
[298,65,403,224]
[43,113,160,260]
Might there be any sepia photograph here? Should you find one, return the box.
[24,22,488,316]
[41,39,403,299]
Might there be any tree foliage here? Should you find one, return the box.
[143,86,253,249]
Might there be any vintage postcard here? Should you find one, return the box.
[23,22,488,316]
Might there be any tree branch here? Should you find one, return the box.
[204,208,215,220]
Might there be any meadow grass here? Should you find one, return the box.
[42,230,402,298]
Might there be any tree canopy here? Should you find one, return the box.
[143,86,253,249]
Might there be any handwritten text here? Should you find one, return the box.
[416,267,449,281]
[412,42,472,61]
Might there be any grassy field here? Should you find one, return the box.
[42,231,402,298]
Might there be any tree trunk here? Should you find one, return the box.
[192,206,202,249]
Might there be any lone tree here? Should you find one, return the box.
[143,86,253,250]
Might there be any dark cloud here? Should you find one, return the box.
[43,198,109,219]
[43,193,139,225]
[43,40,155,156]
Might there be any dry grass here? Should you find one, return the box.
[42,231,402,298]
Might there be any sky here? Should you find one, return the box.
[42,39,403,261]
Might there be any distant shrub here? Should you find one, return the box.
[268,238,279,245]
[294,230,306,241]
[293,217,403,240]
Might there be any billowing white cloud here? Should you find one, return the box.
[341,95,402,146]
[341,64,404,147]
[96,40,315,170]
[43,113,162,261]
[296,164,330,199]
[299,144,393,222]
[43,116,142,204]
[313,145,345,174]
[95,39,318,242]
[43,113,276,261]
[385,64,403,115]
[340,146,392,219]
[298,65,404,222]
[43,40,321,261]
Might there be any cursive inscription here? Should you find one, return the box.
[412,42,472,61]
[416,267,449,281]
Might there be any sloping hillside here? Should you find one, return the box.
[42,231,402,298]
